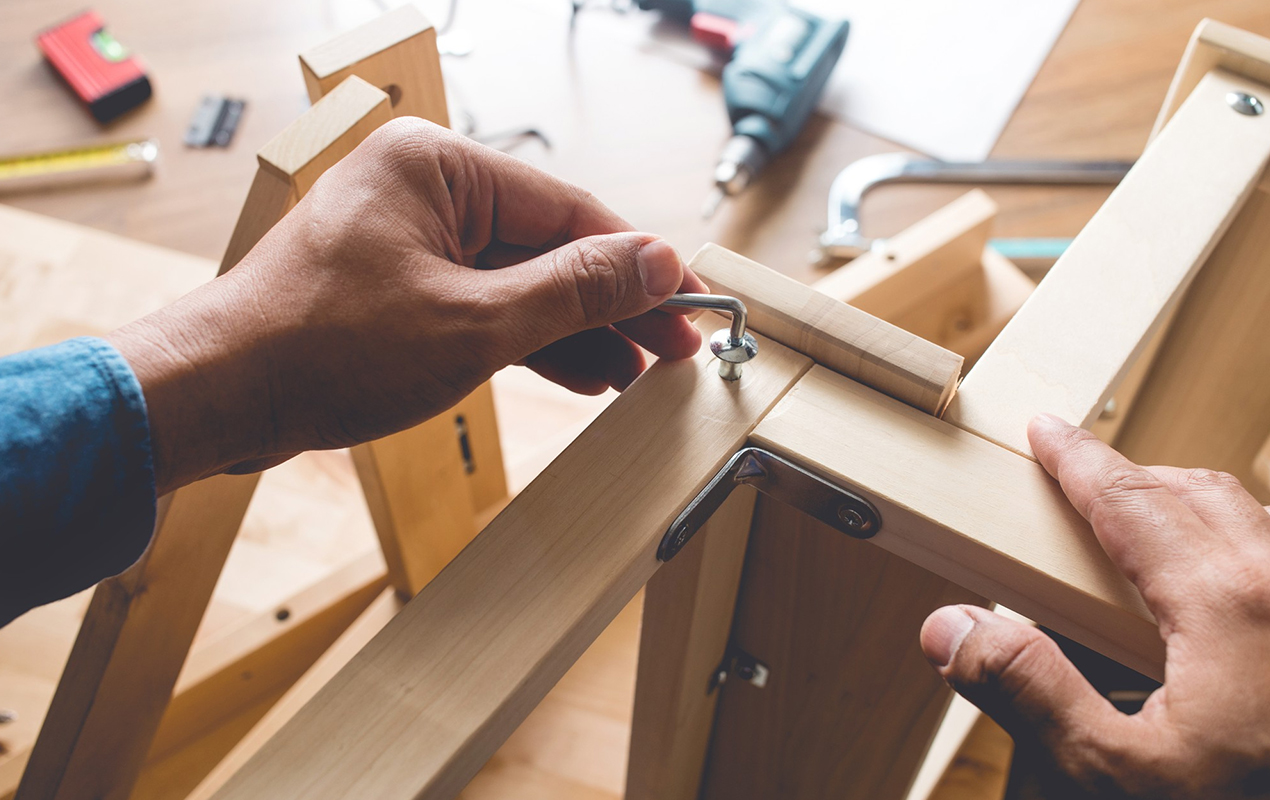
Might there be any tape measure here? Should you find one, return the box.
[0,138,158,194]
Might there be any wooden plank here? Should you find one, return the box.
[921,710,1013,800]
[702,495,983,800]
[300,5,450,126]
[257,75,392,199]
[812,189,995,319]
[690,244,963,415]
[351,417,479,597]
[941,247,1034,366]
[455,383,509,516]
[15,474,260,800]
[811,191,1032,364]
[626,488,757,800]
[1113,181,1270,501]
[148,553,388,761]
[946,69,1270,458]
[1153,20,1270,136]
[187,588,404,800]
[751,366,1164,679]
[209,319,812,800]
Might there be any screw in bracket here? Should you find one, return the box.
[1228,91,1265,117]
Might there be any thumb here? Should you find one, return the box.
[489,233,685,350]
[921,606,1130,757]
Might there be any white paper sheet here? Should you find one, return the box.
[793,0,1081,161]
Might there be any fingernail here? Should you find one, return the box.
[923,607,975,668]
[1033,413,1070,431]
[637,238,683,297]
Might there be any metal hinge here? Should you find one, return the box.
[709,648,770,694]
[454,414,475,474]
[658,447,881,562]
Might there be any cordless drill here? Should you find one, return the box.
[636,0,849,217]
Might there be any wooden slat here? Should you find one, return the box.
[1153,19,1270,136]
[209,319,813,800]
[945,69,1270,458]
[350,416,478,597]
[187,589,404,800]
[626,488,757,800]
[300,5,450,126]
[941,247,1034,366]
[1113,180,1270,501]
[690,244,963,415]
[752,366,1164,679]
[257,76,392,199]
[149,553,388,760]
[702,495,983,800]
[812,189,995,319]
[15,474,260,800]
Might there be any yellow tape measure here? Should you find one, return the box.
[0,138,158,193]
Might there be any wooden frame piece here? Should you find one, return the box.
[300,5,450,126]
[690,243,964,415]
[812,189,1034,364]
[947,67,1270,458]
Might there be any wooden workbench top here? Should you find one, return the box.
[3,0,1268,284]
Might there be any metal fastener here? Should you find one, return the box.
[1228,91,1265,116]
[661,293,759,380]
[0,709,16,724]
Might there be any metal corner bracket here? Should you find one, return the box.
[657,447,881,562]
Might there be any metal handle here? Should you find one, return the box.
[661,293,759,381]
[818,153,1135,261]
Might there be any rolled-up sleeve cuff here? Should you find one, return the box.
[0,337,156,624]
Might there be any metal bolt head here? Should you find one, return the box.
[710,329,759,381]
[838,505,866,529]
[1228,91,1265,116]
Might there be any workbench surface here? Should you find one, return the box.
[4,0,1268,283]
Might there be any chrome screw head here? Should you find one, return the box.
[1228,91,1265,116]
[710,329,759,381]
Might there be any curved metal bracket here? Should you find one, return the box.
[657,447,881,561]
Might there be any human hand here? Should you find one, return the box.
[106,119,707,495]
[920,414,1270,798]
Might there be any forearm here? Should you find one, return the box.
[105,270,275,496]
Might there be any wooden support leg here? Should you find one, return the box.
[300,5,450,126]
[13,78,393,800]
[627,488,757,800]
[303,5,507,598]
[14,475,260,800]
[699,495,984,800]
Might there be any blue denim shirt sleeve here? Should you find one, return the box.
[0,337,156,625]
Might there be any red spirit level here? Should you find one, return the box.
[36,10,152,123]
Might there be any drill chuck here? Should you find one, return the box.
[713,133,769,196]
